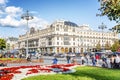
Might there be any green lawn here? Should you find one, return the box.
[0,58,19,61]
[22,66,120,80]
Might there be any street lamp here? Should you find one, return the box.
[109,26,119,44]
[21,10,33,58]
[80,36,83,54]
[98,23,107,50]
[98,22,107,51]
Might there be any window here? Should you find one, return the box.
[64,27,68,32]
[64,36,69,40]
[73,38,75,41]
[72,28,75,32]
[73,42,75,45]
[56,26,59,31]
[48,42,52,45]
[48,38,52,41]
[57,37,59,40]
[87,40,89,42]
[48,38,52,45]
[64,41,70,45]
[57,42,59,45]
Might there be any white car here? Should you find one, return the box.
[70,54,76,57]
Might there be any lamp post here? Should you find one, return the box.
[21,10,33,58]
[80,36,83,54]
[109,26,119,45]
[98,22,107,51]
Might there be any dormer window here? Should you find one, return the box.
[30,27,35,34]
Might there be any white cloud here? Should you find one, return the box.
[5,6,23,17]
[0,0,7,4]
[0,5,49,29]
[0,10,4,14]
[29,17,48,29]
[0,0,49,32]
[0,0,50,38]
[0,6,24,27]
[0,0,7,15]
[0,15,22,27]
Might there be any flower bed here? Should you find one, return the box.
[0,64,80,80]
[0,58,44,63]
[0,58,27,63]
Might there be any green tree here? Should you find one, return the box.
[98,0,120,23]
[105,41,111,50]
[111,40,120,52]
[96,41,101,51]
[0,38,6,50]
[111,24,120,33]
[6,43,10,50]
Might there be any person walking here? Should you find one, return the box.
[52,57,58,64]
[66,53,71,64]
[81,55,85,65]
[91,56,96,66]
[85,54,90,65]
[114,54,120,68]
[107,55,111,68]
[95,54,100,66]
[27,54,32,62]
[110,55,115,68]
[71,57,77,64]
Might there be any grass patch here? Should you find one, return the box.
[0,58,19,61]
[22,66,120,80]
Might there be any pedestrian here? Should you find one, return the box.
[52,57,58,64]
[91,56,96,66]
[71,57,77,64]
[81,55,85,65]
[38,53,44,63]
[27,54,31,62]
[85,54,89,65]
[102,58,107,68]
[110,55,115,68]
[113,55,117,68]
[19,53,22,58]
[107,55,111,68]
[114,54,120,68]
[35,52,39,59]
[95,54,100,65]
[66,53,71,64]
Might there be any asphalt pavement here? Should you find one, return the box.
[6,56,102,67]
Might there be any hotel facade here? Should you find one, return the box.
[18,20,119,54]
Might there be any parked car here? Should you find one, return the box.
[43,53,49,56]
[54,53,65,58]
[49,53,56,56]
[75,53,80,56]
[69,54,76,57]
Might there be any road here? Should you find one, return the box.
[7,56,67,67]
[6,56,103,67]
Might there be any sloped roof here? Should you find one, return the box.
[79,25,92,31]
[64,21,78,27]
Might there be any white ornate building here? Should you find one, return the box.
[6,37,18,50]
[18,20,119,54]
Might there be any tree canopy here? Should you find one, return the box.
[105,41,111,50]
[111,40,120,52]
[98,0,120,23]
[96,41,101,51]
[0,38,6,50]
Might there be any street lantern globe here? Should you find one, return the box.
[98,22,107,30]
[21,10,33,21]
[21,10,33,58]
[98,22,107,50]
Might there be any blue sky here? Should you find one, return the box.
[0,0,117,38]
